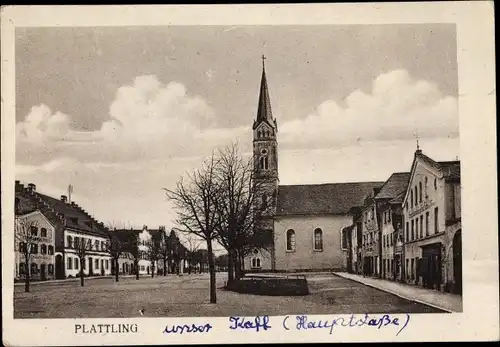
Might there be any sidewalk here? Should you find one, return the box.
[14,275,114,286]
[334,272,463,313]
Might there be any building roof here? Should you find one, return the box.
[438,160,461,179]
[276,181,384,216]
[375,172,411,200]
[15,181,109,237]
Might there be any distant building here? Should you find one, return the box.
[15,181,112,279]
[374,172,411,281]
[359,187,382,276]
[14,210,56,281]
[402,149,462,293]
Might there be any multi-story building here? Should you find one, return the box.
[360,187,382,276]
[15,181,112,279]
[402,149,461,293]
[14,210,56,281]
[374,172,410,281]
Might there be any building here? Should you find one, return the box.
[374,172,411,281]
[14,210,56,281]
[359,187,382,276]
[15,181,112,279]
[402,149,462,293]
[245,59,384,272]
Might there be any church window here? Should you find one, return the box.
[341,228,348,250]
[286,229,296,251]
[419,182,423,202]
[434,178,437,190]
[259,156,268,170]
[261,194,268,210]
[251,258,262,269]
[313,228,323,251]
[424,177,428,198]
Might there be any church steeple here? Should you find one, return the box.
[256,54,273,124]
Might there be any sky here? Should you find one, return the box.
[15,25,459,246]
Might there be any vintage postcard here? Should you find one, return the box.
[1,2,498,346]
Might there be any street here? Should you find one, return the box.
[14,273,443,318]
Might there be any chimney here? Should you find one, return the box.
[61,195,67,203]
[27,183,36,193]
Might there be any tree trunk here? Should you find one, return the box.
[227,249,235,284]
[207,239,217,304]
[80,258,84,287]
[163,256,167,276]
[135,258,139,280]
[115,258,119,282]
[24,255,30,293]
[151,263,155,278]
[234,250,243,280]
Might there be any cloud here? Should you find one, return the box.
[16,104,71,143]
[279,69,459,149]
[16,75,247,164]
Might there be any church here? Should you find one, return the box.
[244,58,384,272]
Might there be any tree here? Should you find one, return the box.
[185,234,203,274]
[158,230,171,276]
[164,154,222,303]
[214,143,266,283]
[128,232,140,280]
[106,232,126,282]
[74,236,93,287]
[14,217,42,293]
[145,234,161,278]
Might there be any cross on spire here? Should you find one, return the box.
[415,129,420,151]
[262,54,266,68]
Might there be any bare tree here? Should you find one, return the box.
[128,233,140,280]
[164,154,222,303]
[106,232,126,282]
[14,217,42,293]
[74,236,93,287]
[145,235,161,278]
[214,143,267,283]
[158,230,171,276]
[185,233,203,274]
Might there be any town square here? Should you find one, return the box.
[12,24,463,318]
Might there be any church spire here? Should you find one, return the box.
[256,54,273,123]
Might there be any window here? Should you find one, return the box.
[95,259,99,269]
[48,245,54,255]
[41,228,47,237]
[286,229,296,251]
[31,244,38,254]
[415,218,419,238]
[31,226,38,236]
[67,257,73,270]
[74,237,80,248]
[95,240,100,251]
[75,258,79,270]
[405,222,409,242]
[411,258,415,279]
[67,236,73,248]
[31,263,38,274]
[19,242,26,253]
[405,259,409,278]
[425,212,430,236]
[388,211,391,223]
[101,259,104,270]
[434,207,439,233]
[105,260,109,270]
[19,263,26,275]
[424,177,428,198]
[434,178,437,190]
[419,182,423,202]
[251,258,262,268]
[141,265,145,271]
[411,220,415,240]
[41,244,47,254]
[101,241,106,251]
[261,194,268,210]
[314,228,323,251]
[391,259,394,274]
[410,190,414,208]
[259,156,268,170]
[48,264,54,274]
[419,216,424,238]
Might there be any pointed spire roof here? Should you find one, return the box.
[256,55,273,123]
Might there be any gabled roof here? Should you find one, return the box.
[375,172,411,200]
[276,181,384,216]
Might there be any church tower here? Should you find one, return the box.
[253,55,279,239]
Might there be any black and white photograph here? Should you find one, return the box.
[1,3,498,346]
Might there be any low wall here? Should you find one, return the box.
[226,276,309,296]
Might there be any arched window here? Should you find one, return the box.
[19,242,26,253]
[41,244,47,254]
[261,194,268,210]
[256,258,261,268]
[410,190,414,208]
[67,236,73,248]
[434,178,437,190]
[31,226,38,236]
[48,245,54,255]
[41,228,47,237]
[419,182,423,202]
[414,186,418,205]
[424,177,428,198]
[314,228,323,251]
[286,229,296,251]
